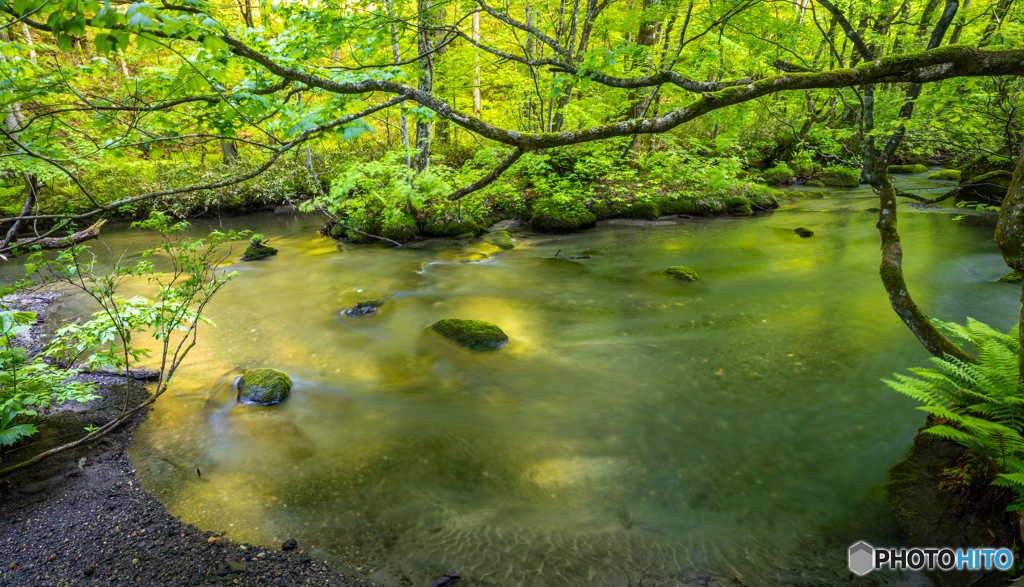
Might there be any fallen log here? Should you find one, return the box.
[3,220,107,254]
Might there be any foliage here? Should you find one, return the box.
[884,319,1024,511]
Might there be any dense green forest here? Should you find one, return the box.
[3,0,1024,584]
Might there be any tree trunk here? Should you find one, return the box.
[949,0,972,43]
[994,151,1024,377]
[414,0,435,171]
[221,139,239,165]
[473,12,482,118]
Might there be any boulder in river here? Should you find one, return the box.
[927,169,961,181]
[887,164,928,174]
[804,179,826,187]
[431,318,509,350]
[480,230,515,250]
[662,266,699,282]
[531,198,597,233]
[818,166,860,187]
[241,242,278,261]
[794,227,814,238]
[343,299,385,316]
[237,368,292,405]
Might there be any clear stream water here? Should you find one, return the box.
[5,171,1018,586]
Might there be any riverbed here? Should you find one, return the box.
[5,171,1013,586]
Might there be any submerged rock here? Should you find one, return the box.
[794,227,814,238]
[999,270,1022,283]
[790,190,826,199]
[430,318,509,350]
[480,230,515,250]
[406,238,468,250]
[343,299,385,316]
[662,266,699,282]
[804,179,826,187]
[241,242,278,261]
[237,368,292,405]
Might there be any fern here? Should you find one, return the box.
[883,318,1024,509]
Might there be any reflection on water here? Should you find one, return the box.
[10,172,1016,586]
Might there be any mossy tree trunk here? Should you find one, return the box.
[994,150,1024,378]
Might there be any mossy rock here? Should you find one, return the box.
[888,164,928,174]
[662,266,699,282]
[430,318,509,350]
[343,298,385,316]
[960,154,1011,184]
[804,179,826,187]
[762,163,794,185]
[723,196,752,215]
[241,242,278,261]
[956,170,1013,206]
[530,198,597,233]
[589,202,613,219]
[480,230,514,250]
[237,368,292,405]
[819,166,860,187]
[928,169,961,181]
[624,200,660,220]
[999,270,1022,283]
[421,221,486,238]
[794,227,814,237]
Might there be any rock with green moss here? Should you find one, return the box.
[960,154,1011,184]
[430,318,508,350]
[625,200,660,220]
[805,179,826,187]
[241,242,278,261]
[662,266,699,282]
[237,368,292,405]
[887,164,928,174]
[530,198,597,233]
[480,230,514,250]
[927,169,961,181]
[762,163,794,185]
[999,270,1022,283]
[422,221,487,238]
[724,196,752,215]
[589,202,612,219]
[790,190,825,199]
[343,298,385,316]
[819,166,860,187]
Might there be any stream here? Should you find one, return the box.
[5,170,1016,586]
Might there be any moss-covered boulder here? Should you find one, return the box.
[723,196,752,215]
[480,230,514,250]
[343,299,385,316]
[790,190,825,199]
[530,198,597,233]
[430,318,508,350]
[805,179,826,187]
[624,200,660,220]
[928,169,961,181]
[819,166,860,187]
[589,202,612,219]
[762,163,794,185]
[662,266,699,282]
[999,270,1022,283]
[422,220,487,238]
[887,164,928,174]
[241,242,278,261]
[960,154,1012,184]
[237,368,292,405]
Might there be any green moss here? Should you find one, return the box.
[625,200,660,219]
[481,230,514,250]
[530,198,597,233]
[662,266,699,282]
[241,242,278,261]
[790,190,825,199]
[927,169,961,181]
[431,318,509,350]
[999,270,1022,283]
[887,164,928,174]
[961,154,1011,184]
[422,220,486,238]
[819,166,860,187]
[805,179,826,187]
[237,368,292,405]
[589,202,612,219]
[762,163,794,185]
[724,196,752,215]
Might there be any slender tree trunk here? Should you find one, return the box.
[473,12,481,118]
[414,0,435,171]
[386,0,411,169]
[949,0,972,43]
[994,151,1024,377]
[220,139,239,164]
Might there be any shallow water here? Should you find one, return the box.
[7,170,1016,586]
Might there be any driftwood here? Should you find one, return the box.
[3,220,108,255]
[553,248,591,260]
[78,367,161,381]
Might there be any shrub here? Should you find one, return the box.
[762,163,794,185]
